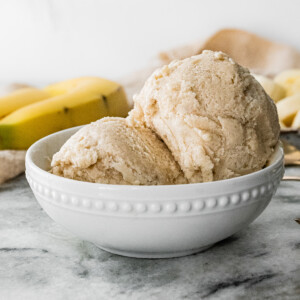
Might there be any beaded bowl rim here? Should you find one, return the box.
[26,126,284,191]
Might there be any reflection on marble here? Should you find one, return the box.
[0,171,299,300]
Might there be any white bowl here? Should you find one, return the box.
[25,127,284,258]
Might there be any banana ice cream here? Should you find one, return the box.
[51,50,279,185]
[129,50,280,182]
[51,117,186,185]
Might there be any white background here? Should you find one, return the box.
[0,0,299,83]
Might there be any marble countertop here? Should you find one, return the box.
[0,168,299,300]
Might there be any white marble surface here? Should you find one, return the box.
[0,168,299,299]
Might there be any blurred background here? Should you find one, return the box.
[0,0,299,84]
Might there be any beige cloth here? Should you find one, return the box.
[0,151,26,184]
[159,29,300,77]
[0,84,31,184]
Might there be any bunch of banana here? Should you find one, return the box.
[0,87,49,118]
[254,70,300,128]
[253,74,286,103]
[0,77,129,149]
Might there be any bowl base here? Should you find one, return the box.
[95,244,214,259]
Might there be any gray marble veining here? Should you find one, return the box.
[0,170,299,300]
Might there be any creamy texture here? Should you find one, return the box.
[51,51,280,185]
[129,50,280,182]
[51,117,186,185]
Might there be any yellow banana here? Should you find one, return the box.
[279,120,287,129]
[276,93,300,126]
[0,77,129,150]
[274,69,300,96]
[288,77,300,95]
[292,110,300,128]
[253,74,286,102]
[0,87,49,118]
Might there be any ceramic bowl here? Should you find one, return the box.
[25,126,284,258]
